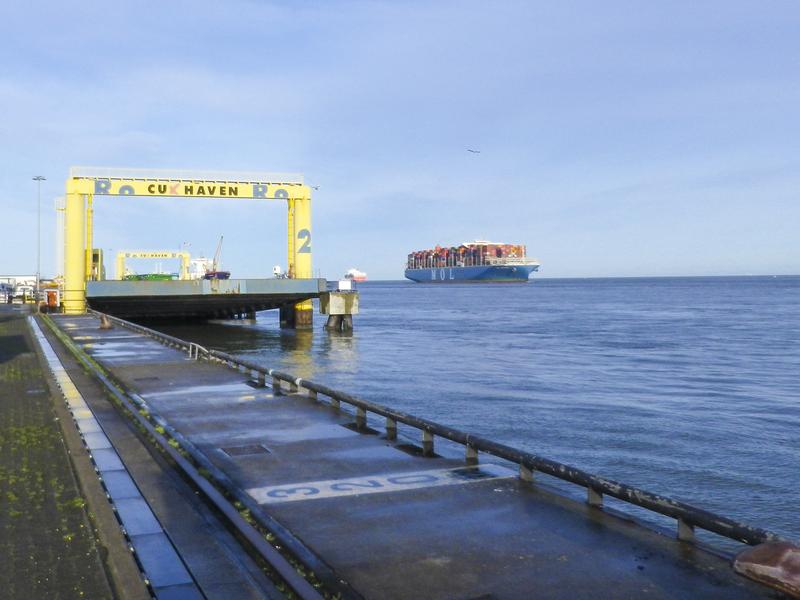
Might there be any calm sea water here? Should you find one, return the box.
[158,276,800,543]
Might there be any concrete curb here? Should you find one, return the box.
[29,315,151,600]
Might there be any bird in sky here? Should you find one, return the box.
[466,148,481,154]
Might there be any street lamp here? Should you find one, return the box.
[33,176,46,306]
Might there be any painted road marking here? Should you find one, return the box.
[246,464,515,505]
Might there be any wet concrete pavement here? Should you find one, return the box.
[0,305,129,600]
[52,313,784,599]
[40,315,281,599]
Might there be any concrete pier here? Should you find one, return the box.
[86,278,326,322]
[31,311,288,599]
[34,311,794,599]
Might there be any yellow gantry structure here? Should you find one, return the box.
[63,168,313,323]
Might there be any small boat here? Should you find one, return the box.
[202,236,230,280]
[344,268,367,282]
[202,271,231,280]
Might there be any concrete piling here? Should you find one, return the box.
[325,315,343,330]
[320,291,358,331]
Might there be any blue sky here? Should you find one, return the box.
[1,1,798,279]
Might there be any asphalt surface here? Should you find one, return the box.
[52,313,786,600]
[0,305,117,599]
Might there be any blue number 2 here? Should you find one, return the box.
[297,229,311,253]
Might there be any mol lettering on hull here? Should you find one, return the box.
[430,268,456,281]
[407,264,538,283]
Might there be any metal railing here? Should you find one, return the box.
[73,311,332,598]
[87,310,789,550]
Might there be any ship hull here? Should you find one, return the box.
[404,264,538,283]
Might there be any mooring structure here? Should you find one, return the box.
[62,167,319,326]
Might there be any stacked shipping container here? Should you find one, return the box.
[407,242,527,269]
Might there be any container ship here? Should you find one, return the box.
[405,241,540,283]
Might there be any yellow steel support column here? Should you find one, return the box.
[286,198,296,278]
[287,193,313,328]
[292,196,312,279]
[179,252,190,280]
[64,183,88,314]
[85,194,94,281]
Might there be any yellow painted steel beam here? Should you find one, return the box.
[286,199,295,278]
[115,253,125,281]
[64,171,314,318]
[77,177,310,200]
[179,253,189,280]
[63,180,90,314]
[291,197,312,280]
[85,195,94,280]
[290,196,313,327]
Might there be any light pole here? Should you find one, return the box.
[33,176,46,306]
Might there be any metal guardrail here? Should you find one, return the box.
[80,311,331,599]
[87,310,788,550]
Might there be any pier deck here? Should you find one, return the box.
[47,313,784,599]
[86,278,327,320]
